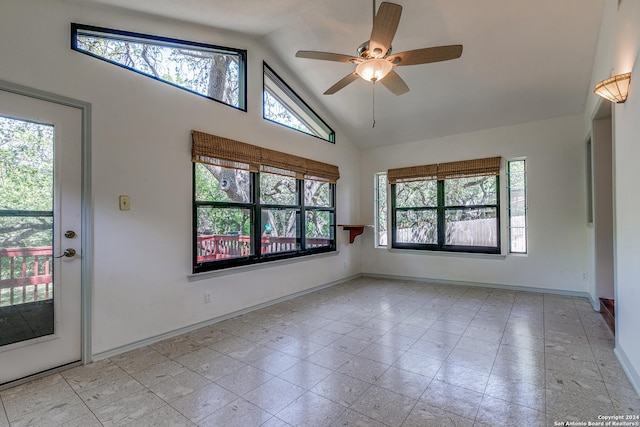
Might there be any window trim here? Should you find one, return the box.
[191,131,338,274]
[263,62,335,143]
[388,157,501,254]
[71,23,247,111]
[193,166,336,273]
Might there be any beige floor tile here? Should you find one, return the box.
[78,375,145,410]
[197,398,271,427]
[168,383,238,423]
[148,369,210,402]
[350,385,416,426]
[311,372,371,407]
[61,359,128,392]
[93,390,166,426]
[403,402,474,427]
[2,278,636,427]
[276,391,346,426]
[421,379,482,419]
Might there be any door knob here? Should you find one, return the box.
[55,248,76,258]
[64,230,76,238]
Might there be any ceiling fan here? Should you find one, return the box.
[295,1,463,96]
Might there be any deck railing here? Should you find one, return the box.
[197,234,330,262]
[0,246,53,307]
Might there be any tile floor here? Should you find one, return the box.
[1,277,639,426]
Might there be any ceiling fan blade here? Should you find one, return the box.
[369,2,402,58]
[388,45,463,66]
[380,70,409,95]
[296,50,360,63]
[324,72,359,94]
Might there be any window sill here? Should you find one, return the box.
[187,250,340,282]
[387,247,506,260]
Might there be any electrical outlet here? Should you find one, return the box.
[581,272,588,281]
[119,195,130,211]
[204,292,211,303]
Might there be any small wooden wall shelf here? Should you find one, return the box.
[338,224,366,244]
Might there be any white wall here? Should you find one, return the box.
[591,115,614,301]
[1,0,362,355]
[587,0,640,393]
[360,115,591,294]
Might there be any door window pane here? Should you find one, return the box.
[0,117,55,345]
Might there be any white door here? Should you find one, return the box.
[0,89,83,385]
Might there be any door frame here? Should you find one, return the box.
[0,80,92,370]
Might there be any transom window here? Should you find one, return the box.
[192,131,338,273]
[263,63,335,143]
[72,23,247,110]
[389,157,501,254]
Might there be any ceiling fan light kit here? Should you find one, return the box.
[295,1,463,95]
[356,58,393,82]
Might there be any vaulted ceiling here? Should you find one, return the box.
[68,0,605,148]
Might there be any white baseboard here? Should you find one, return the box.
[363,273,593,300]
[91,273,361,362]
[614,345,640,397]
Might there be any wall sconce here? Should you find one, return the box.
[594,72,631,103]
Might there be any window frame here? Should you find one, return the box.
[263,62,335,143]
[507,158,528,254]
[390,176,501,254]
[193,165,336,274]
[71,23,247,111]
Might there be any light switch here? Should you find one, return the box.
[119,195,130,211]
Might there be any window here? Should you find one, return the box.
[389,157,501,254]
[374,173,388,247]
[72,23,247,110]
[263,63,335,143]
[192,131,338,273]
[508,159,527,254]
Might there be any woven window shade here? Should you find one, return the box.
[260,147,307,179]
[305,159,340,183]
[387,164,437,184]
[437,156,501,179]
[191,130,340,183]
[192,130,260,172]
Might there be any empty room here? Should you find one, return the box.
[0,0,639,426]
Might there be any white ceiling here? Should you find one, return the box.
[69,0,605,148]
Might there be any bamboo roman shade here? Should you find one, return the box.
[388,156,501,184]
[437,156,501,180]
[387,164,437,184]
[191,130,340,183]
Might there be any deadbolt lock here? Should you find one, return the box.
[64,230,76,238]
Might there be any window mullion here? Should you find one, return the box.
[437,180,445,248]
[299,179,305,251]
[390,184,398,247]
[253,172,261,257]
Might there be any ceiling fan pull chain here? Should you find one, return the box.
[372,80,376,128]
